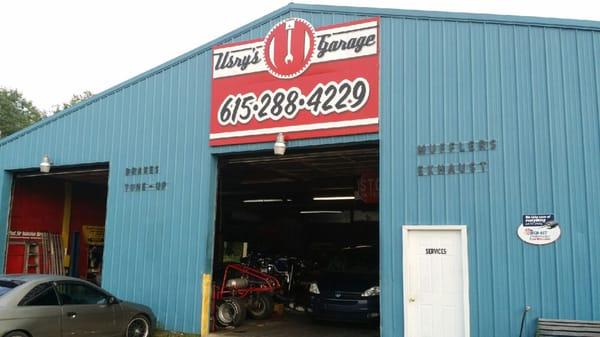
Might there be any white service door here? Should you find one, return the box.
[404,228,468,337]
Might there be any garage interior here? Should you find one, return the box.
[4,165,108,285]
[211,144,380,337]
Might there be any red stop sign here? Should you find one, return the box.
[359,172,379,204]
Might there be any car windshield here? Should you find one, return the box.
[326,246,378,273]
[0,279,24,297]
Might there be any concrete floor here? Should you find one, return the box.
[209,311,380,337]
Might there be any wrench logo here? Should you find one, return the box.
[263,18,316,79]
[284,20,295,64]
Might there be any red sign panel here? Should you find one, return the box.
[210,17,379,146]
[358,171,379,204]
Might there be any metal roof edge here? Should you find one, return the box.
[288,3,600,30]
[2,2,598,148]
[0,3,296,148]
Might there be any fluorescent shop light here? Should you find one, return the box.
[243,199,284,203]
[299,210,343,214]
[313,196,356,201]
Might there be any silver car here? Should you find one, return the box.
[0,274,155,337]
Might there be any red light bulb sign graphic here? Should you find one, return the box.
[210,17,379,146]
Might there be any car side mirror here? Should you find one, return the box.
[107,296,118,305]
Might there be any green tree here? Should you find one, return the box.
[52,90,93,114]
[0,88,43,138]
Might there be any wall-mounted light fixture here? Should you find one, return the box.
[40,155,52,173]
[274,133,286,156]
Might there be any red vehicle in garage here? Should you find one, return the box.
[213,263,281,328]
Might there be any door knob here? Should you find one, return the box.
[409,297,416,303]
[67,312,77,318]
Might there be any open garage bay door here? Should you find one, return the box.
[211,145,380,337]
[5,165,108,285]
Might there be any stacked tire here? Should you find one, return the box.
[215,297,246,327]
[215,293,276,328]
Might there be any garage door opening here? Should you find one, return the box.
[4,165,109,285]
[211,145,380,337]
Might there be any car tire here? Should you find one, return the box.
[125,314,151,337]
[3,332,30,337]
[248,293,274,320]
[216,297,246,327]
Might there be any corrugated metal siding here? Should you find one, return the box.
[379,16,600,337]
[0,7,375,334]
[0,4,599,336]
[0,51,216,332]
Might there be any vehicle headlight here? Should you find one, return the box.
[309,283,320,295]
[361,286,380,297]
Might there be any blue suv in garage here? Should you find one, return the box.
[307,245,379,322]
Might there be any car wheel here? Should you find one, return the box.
[216,297,246,327]
[248,293,274,320]
[3,332,30,337]
[125,314,151,337]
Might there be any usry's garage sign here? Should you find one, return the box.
[210,17,380,146]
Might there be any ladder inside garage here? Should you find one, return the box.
[23,241,40,273]
[41,232,65,275]
[12,233,65,275]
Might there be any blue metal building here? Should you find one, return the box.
[1,4,599,336]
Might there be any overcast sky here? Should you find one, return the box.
[2,0,599,112]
